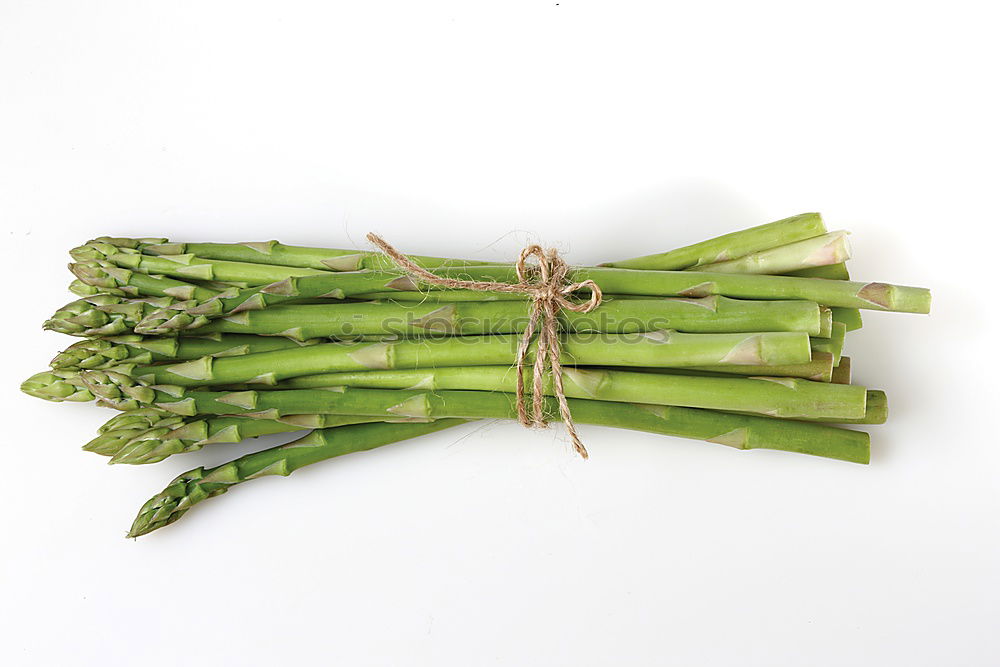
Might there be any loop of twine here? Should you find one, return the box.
[367,233,602,458]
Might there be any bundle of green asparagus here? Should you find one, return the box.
[21,213,930,537]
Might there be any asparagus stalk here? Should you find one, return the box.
[127,419,468,536]
[787,263,863,331]
[115,331,813,387]
[50,334,319,371]
[600,213,827,270]
[106,213,822,274]
[725,389,886,425]
[831,357,852,384]
[831,307,864,332]
[113,237,492,272]
[31,335,326,402]
[691,231,851,275]
[127,397,871,536]
[635,351,837,382]
[133,270,412,334]
[191,297,824,340]
[72,241,338,286]
[810,322,847,364]
[856,390,887,424]
[788,263,851,280]
[557,266,931,313]
[105,414,392,465]
[139,263,929,334]
[81,374,868,440]
[270,365,868,419]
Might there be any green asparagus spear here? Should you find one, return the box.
[113,237,492,272]
[70,260,223,301]
[191,296,824,340]
[600,213,828,270]
[51,334,319,371]
[786,263,863,330]
[81,371,866,429]
[127,419,468,536]
[72,241,338,286]
[691,231,851,275]
[43,295,177,337]
[787,263,851,280]
[271,365,868,419]
[138,263,929,334]
[106,414,392,465]
[117,331,813,387]
[631,351,837,382]
[103,214,823,274]
[724,389,886,425]
[127,399,870,536]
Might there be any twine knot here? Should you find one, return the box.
[367,233,602,458]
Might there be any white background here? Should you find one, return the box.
[1,1,997,665]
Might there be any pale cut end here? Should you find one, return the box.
[803,231,852,267]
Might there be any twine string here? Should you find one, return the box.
[366,233,602,458]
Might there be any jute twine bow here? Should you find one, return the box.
[367,233,602,458]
